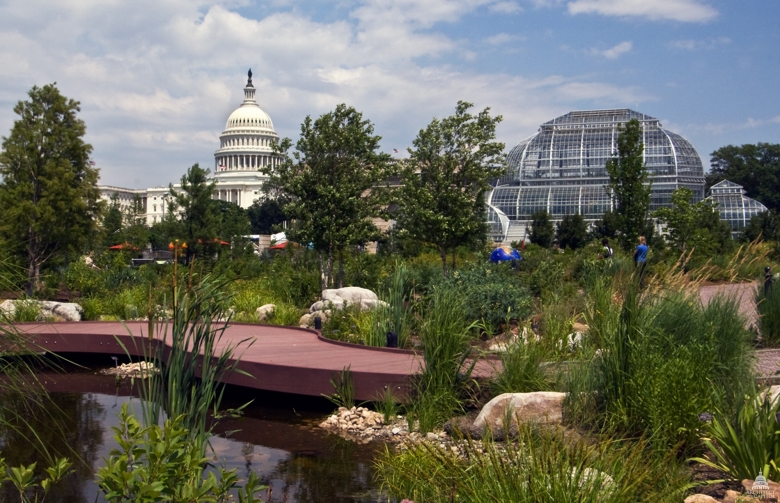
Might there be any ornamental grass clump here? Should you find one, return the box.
[567,282,754,454]
[491,339,552,395]
[756,284,780,346]
[408,287,475,432]
[376,424,690,503]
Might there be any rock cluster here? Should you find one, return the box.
[0,300,84,322]
[300,287,387,328]
[100,361,159,379]
[319,406,411,443]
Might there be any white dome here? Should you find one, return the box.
[225,104,274,131]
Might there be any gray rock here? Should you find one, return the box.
[0,300,83,321]
[322,287,378,304]
[473,392,566,434]
[42,301,84,321]
[256,303,276,322]
[309,287,387,315]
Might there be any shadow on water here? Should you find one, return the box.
[0,353,388,503]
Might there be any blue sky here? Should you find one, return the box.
[0,0,777,188]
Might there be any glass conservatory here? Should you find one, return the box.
[706,180,768,233]
[487,109,706,243]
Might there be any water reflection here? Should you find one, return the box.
[0,371,385,502]
[0,391,105,503]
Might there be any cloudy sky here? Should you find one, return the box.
[0,0,777,188]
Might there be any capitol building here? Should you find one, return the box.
[98,70,278,225]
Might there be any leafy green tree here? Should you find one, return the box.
[170,164,218,263]
[528,210,554,248]
[395,101,506,277]
[606,119,651,251]
[707,143,780,211]
[0,83,100,295]
[214,200,252,258]
[247,197,287,234]
[266,104,392,289]
[589,209,620,240]
[654,187,732,258]
[741,210,778,243]
[556,213,588,250]
[102,194,124,248]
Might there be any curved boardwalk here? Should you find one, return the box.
[14,322,496,401]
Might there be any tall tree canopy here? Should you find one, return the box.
[556,213,588,250]
[654,187,732,259]
[265,104,392,289]
[528,210,554,248]
[395,101,505,277]
[0,84,100,295]
[606,118,651,251]
[169,164,219,262]
[706,143,780,211]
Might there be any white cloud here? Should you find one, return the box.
[0,0,652,187]
[588,41,633,59]
[489,1,523,13]
[484,33,522,45]
[668,37,731,50]
[567,0,718,22]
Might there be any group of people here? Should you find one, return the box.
[599,236,649,286]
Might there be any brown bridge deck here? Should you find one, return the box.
[14,321,497,401]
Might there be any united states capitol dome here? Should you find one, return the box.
[213,69,279,174]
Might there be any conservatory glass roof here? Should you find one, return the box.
[706,180,768,231]
[489,109,706,222]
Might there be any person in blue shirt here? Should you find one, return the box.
[634,236,648,287]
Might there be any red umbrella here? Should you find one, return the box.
[108,243,138,251]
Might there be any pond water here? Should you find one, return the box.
[0,357,387,502]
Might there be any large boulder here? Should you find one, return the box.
[309,287,387,313]
[41,301,84,321]
[0,300,83,322]
[684,495,720,503]
[256,304,275,322]
[473,392,565,434]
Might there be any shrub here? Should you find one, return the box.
[529,259,565,299]
[444,265,533,333]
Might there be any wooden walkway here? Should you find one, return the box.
[14,322,496,401]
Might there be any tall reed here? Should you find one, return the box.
[127,274,252,453]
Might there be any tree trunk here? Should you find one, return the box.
[440,246,448,278]
[337,247,344,289]
[26,261,35,297]
[326,244,334,289]
[451,247,456,272]
[319,252,328,292]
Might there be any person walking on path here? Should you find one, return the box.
[634,236,648,287]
